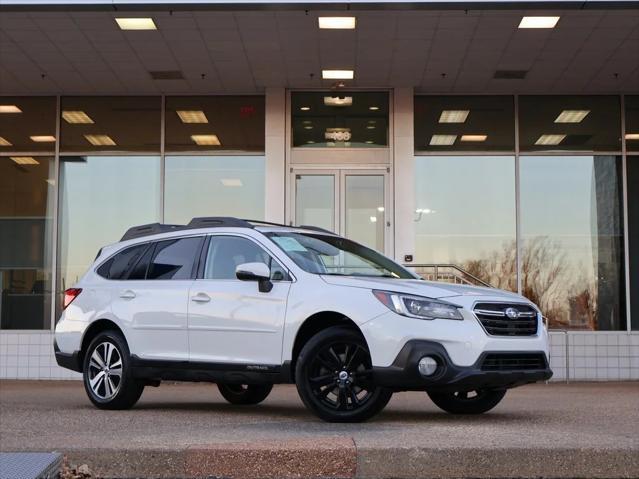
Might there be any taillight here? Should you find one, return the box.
[63,288,82,310]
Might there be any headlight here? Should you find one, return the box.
[372,290,463,320]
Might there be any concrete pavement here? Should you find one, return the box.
[0,380,637,478]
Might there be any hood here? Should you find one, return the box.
[320,275,524,300]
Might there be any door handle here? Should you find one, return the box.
[119,290,136,299]
[191,292,211,303]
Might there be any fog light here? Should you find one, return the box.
[418,356,438,376]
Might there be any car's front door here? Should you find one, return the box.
[187,234,291,366]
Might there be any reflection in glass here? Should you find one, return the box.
[624,156,638,330]
[414,156,517,291]
[0,97,57,153]
[164,156,265,224]
[625,95,639,153]
[345,175,385,252]
[414,96,515,152]
[519,96,621,152]
[0,157,54,329]
[295,175,335,232]
[291,92,388,148]
[57,156,161,309]
[520,155,626,330]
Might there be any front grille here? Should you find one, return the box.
[473,302,538,336]
[481,353,547,371]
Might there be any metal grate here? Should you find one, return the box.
[481,353,547,371]
[473,302,538,336]
[0,452,62,479]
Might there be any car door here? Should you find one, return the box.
[187,234,291,366]
[110,236,203,361]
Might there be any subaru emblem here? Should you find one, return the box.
[505,307,520,319]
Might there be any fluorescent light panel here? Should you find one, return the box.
[116,18,157,30]
[191,134,220,146]
[429,135,457,146]
[519,16,560,29]
[11,156,39,165]
[439,110,469,123]
[322,70,354,80]
[176,110,208,124]
[461,135,488,142]
[62,111,94,124]
[300,106,311,111]
[555,110,590,123]
[0,136,12,146]
[369,106,379,111]
[84,134,116,146]
[0,105,21,113]
[626,133,639,140]
[323,96,353,107]
[318,17,356,29]
[30,135,56,142]
[535,134,566,146]
[220,178,243,187]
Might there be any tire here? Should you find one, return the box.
[217,383,273,405]
[427,388,507,414]
[82,330,144,410]
[295,326,392,423]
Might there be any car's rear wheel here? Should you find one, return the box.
[83,330,144,410]
[295,326,392,423]
[427,388,506,414]
[217,383,273,405]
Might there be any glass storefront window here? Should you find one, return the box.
[60,97,161,153]
[520,155,626,330]
[414,96,515,152]
[519,96,621,152]
[0,156,54,329]
[164,156,265,224]
[165,96,265,153]
[625,95,639,153]
[291,92,389,148]
[627,156,639,330]
[413,156,517,291]
[57,156,161,313]
[0,97,56,153]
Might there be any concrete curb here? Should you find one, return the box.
[62,443,639,479]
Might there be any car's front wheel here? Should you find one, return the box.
[295,326,392,423]
[83,330,144,410]
[217,383,273,405]
[427,388,506,414]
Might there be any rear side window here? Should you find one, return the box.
[147,237,201,280]
[127,245,154,280]
[97,244,148,280]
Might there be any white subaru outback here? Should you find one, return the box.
[55,217,552,422]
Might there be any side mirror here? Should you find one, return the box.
[235,262,273,293]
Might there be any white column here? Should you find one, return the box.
[265,87,286,223]
[393,87,415,263]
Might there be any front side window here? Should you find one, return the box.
[203,236,287,281]
[147,237,201,280]
[266,232,415,279]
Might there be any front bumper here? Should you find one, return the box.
[372,340,552,392]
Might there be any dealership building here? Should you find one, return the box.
[0,0,638,381]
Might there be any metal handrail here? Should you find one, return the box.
[404,263,494,288]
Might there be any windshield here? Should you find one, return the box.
[265,231,417,279]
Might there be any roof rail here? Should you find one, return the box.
[243,219,289,228]
[120,223,183,242]
[299,225,336,235]
[187,217,254,229]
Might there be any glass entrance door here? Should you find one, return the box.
[291,169,389,254]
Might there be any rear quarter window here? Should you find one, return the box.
[96,244,148,280]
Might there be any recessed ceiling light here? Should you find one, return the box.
[555,110,590,123]
[318,17,356,29]
[535,134,566,146]
[369,106,379,111]
[115,18,157,30]
[304,125,313,130]
[625,133,639,140]
[191,134,221,146]
[324,96,353,107]
[30,135,56,142]
[439,110,469,123]
[461,135,488,142]
[84,134,116,146]
[377,206,384,212]
[369,216,377,223]
[220,178,243,187]
[0,105,21,113]
[429,135,457,146]
[519,16,560,29]
[176,110,208,124]
[10,156,39,165]
[300,106,311,111]
[62,111,94,124]
[0,136,12,146]
[365,140,375,144]
[366,125,376,130]
[322,70,354,80]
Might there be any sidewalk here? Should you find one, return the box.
[0,380,637,478]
